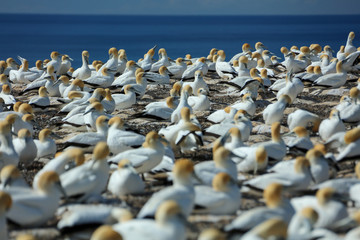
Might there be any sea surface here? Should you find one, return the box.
[0,14,359,68]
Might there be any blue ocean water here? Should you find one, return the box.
[0,14,359,68]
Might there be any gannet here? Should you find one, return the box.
[13,128,37,167]
[112,61,141,87]
[58,54,72,75]
[0,74,11,91]
[188,88,211,111]
[319,109,346,141]
[288,109,320,134]
[9,58,39,83]
[107,159,145,196]
[60,142,110,201]
[0,61,6,75]
[334,127,360,161]
[160,107,203,152]
[235,56,250,77]
[253,122,286,161]
[244,157,314,190]
[7,171,65,226]
[321,57,338,75]
[339,87,360,123]
[114,200,187,240]
[345,31,356,54]
[0,85,15,106]
[276,72,300,103]
[291,187,348,229]
[225,183,294,231]
[311,162,360,194]
[150,48,171,72]
[206,109,252,141]
[0,119,19,168]
[263,94,291,125]
[171,85,193,123]
[28,86,50,110]
[83,67,115,88]
[56,75,71,97]
[45,51,62,74]
[283,126,314,151]
[101,88,115,113]
[0,165,29,191]
[117,50,128,74]
[215,50,236,79]
[229,43,252,63]
[112,85,136,110]
[33,148,84,189]
[137,159,195,218]
[65,115,108,148]
[313,61,347,87]
[233,146,268,173]
[220,127,246,151]
[108,131,166,174]
[139,46,156,71]
[193,147,238,186]
[121,72,147,98]
[83,101,107,131]
[183,70,209,95]
[207,106,237,124]
[284,52,308,73]
[61,78,86,100]
[194,172,240,215]
[34,128,57,159]
[181,57,208,80]
[231,93,256,116]
[99,47,118,72]
[4,58,19,75]
[72,50,91,80]
[167,58,187,79]
[144,66,171,85]
[287,207,318,239]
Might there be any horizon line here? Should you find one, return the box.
[1,13,360,17]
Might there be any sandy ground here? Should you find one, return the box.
[7,71,360,239]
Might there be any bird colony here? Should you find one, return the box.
[0,32,360,240]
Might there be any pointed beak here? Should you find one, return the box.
[282,131,295,137]
[3,177,11,188]
[83,108,95,115]
[57,182,68,199]
[219,131,231,146]
[253,162,258,175]
[230,151,247,160]
[308,167,316,183]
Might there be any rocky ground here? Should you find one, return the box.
[7,71,360,239]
